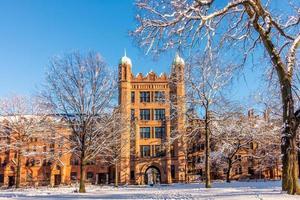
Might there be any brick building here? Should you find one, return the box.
[186,110,283,182]
[118,53,186,185]
[0,54,292,188]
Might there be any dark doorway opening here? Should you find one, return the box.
[144,166,161,185]
[248,167,255,178]
[54,175,61,186]
[8,176,15,187]
[0,174,4,184]
[97,173,106,184]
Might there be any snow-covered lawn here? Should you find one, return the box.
[0,180,299,200]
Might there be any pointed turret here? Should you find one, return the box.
[172,52,185,66]
[119,50,132,82]
[119,49,132,66]
[171,53,185,82]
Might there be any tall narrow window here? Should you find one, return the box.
[140,145,150,157]
[140,127,151,139]
[154,109,165,120]
[140,109,150,120]
[154,91,165,102]
[170,145,175,157]
[131,91,135,103]
[131,109,135,121]
[155,127,166,139]
[140,92,150,102]
[154,145,165,157]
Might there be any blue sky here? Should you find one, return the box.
[0,0,261,102]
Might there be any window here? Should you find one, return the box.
[154,145,160,157]
[234,155,242,162]
[140,109,150,120]
[154,91,165,102]
[70,159,79,166]
[200,143,205,151]
[87,172,94,179]
[248,167,254,175]
[235,166,242,175]
[197,156,204,163]
[155,127,166,139]
[140,145,150,157]
[154,109,165,120]
[154,145,165,157]
[131,91,135,103]
[249,142,254,149]
[86,160,95,165]
[198,168,203,176]
[26,159,35,167]
[170,145,175,157]
[50,143,55,152]
[131,109,135,121]
[71,172,77,181]
[140,127,151,139]
[42,159,47,166]
[140,92,150,102]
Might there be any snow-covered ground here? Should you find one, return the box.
[0,180,299,200]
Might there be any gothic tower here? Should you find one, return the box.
[118,53,132,184]
[170,53,186,182]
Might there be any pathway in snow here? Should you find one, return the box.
[0,180,299,199]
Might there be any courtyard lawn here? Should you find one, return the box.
[0,180,299,200]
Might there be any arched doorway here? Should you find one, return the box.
[144,166,161,185]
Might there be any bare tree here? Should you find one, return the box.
[252,111,282,179]
[0,95,49,188]
[133,0,300,194]
[42,51,117,193]
[185,51,235,187]
[213,109,254,183]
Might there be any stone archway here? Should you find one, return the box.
[139,162,166,184]
[144,166,161,185]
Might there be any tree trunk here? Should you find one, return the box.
[115,163,118,187]
[242,2,299,194]
[205,110,211,188]
[281,81,300,194]
[226,159,232,183]
[15,150,21,188]
[79,155,86,193]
